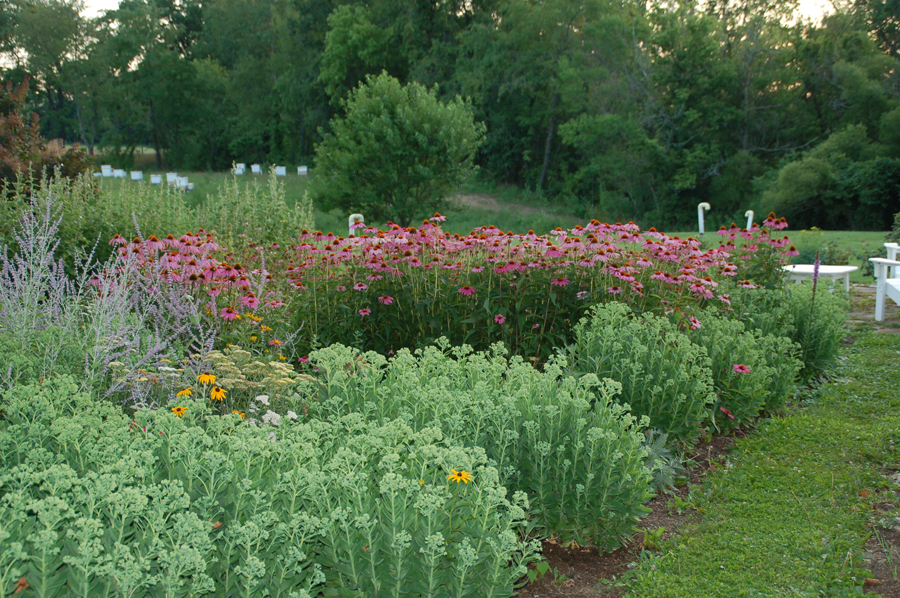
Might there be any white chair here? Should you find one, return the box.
[150,174,162,185]
[297,166,308,176]
[251,164,261,174]
[275,166,286,176]
[885,243,900,278]
[871,243,900,322]
[130,171,143,181]
[101,165,113,177]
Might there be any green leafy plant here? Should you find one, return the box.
[566,302,716,446]
[0,375,539,598]
[304,339,654,550]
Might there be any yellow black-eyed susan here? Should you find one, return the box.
[197,372,216,385]
[232,409,245,420]
[176,388,192,397]
[447,469,473,484]
[210,386,227,401]
[171,406,187,417]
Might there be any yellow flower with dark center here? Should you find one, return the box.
[447,470,473,484]
[176,388,192,397]
[261,325,272,332]
[171,406,187,417]
[197,373,216,385]
[232,409,245,419]
[210,386,227,401]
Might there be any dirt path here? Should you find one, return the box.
[451,193,543,216]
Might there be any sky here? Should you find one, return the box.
[81,0,835,22]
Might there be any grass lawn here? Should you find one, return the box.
[619,329,900,596]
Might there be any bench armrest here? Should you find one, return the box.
[869,258,900,266]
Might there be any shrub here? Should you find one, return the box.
[687,309,801,431]
[0,376,538,598]
[566,302,715,445]
[304,339,654,550]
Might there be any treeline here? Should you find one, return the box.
[1,0,899,228]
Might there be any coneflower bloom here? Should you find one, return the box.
[458,285,476,296]
[608,286,622,295]
[688,316,702,330]
[210,386,227,401]
[353,282,368,291]
[219,306,240,321]
[494,314,505,325]
[359,308,371,316]
[720,406,735,419]
[732,364,751,374]
[378,295,394,305]
[240,293,260,309]
[550,277,570,287]
[268,339,283,346]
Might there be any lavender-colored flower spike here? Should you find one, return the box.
[812,250,821,284]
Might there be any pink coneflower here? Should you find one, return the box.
[720,406,735,419]
[471,266,485,273]
[266,300,284,308]
[219,306,239,321]
[359,308,371,316]
[608,286,622,295]
[378,295,394,305]
[353,283,368,291]
[785,244,799,257]
[577,291,589,299]
[732,364,751,374]
[738,280,757,289]
[551,277,570,287]
[494,314,506,325]
[336,285,347,292]
[298,356,309,363]
[240,293,260,309]
[431,212,447,222]
[688,316,702,330]
[208,287,222,297]
[365,274,383,281]
[458,286,476,296]
[717,294,731,305]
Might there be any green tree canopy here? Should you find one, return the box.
[311,72,485,227]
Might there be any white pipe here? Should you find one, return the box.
[349,213,365,238]
[745,210,754,231]
[697,203,711,235]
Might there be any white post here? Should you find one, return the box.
[697,203,711,235]
[874,260,887,322]
[349,213,364,238]
[745,210,754,230]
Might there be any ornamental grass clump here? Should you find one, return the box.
[0,376,537,598]
[566,302,715,445]
[304,340,653,550]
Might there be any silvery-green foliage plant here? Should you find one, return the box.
[566,302,716,445]
[0,376,537,598]
[306,339,654,550]
[687,309,801,431]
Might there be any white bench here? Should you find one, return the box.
[871,243,900,321]
[782,264,858,293]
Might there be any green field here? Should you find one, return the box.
[97,168,890,284]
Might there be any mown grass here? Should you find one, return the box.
[619,331,900,597]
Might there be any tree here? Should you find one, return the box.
[311,72,485,227]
